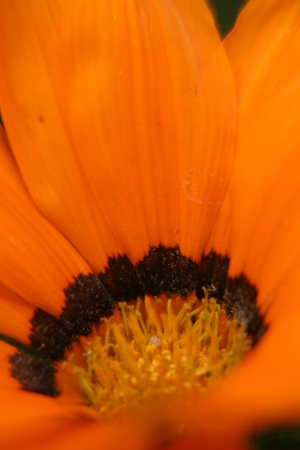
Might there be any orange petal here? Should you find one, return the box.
[20,421,146,450]
[0,341,148,450]
[0,126,90,315]
[225,0,300,105]
[0,284,34,345]
[206,193,232,256]
[212,0,300,309]
[0,341,21,390]
[0,393,143,450]
[0,341,88,447]
[0,1,121,272]
[57,0,236,263]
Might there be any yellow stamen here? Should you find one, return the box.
[66,289,252,420]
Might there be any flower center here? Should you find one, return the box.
[62,289,251,420]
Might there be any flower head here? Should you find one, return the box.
[0,0,300,449]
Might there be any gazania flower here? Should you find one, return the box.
[0,0,300,449]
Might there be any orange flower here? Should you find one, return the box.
[0,0,299,449]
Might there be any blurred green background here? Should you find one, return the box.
[209,0,300,449]
[208,0,247,37]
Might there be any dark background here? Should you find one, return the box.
[209,0,300,449]
[208,0,247,37]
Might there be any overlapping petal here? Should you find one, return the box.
[0,0,237,268]
[49,0,235,263]
[222,0,300,310]
[0,126,91,316]
[0,0,121,272]
[0,286,34,345]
